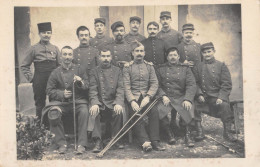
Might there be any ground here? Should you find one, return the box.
[42,107,244,160]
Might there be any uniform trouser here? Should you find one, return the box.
[49,104,89,147]
[130,97,160,146]
[92,107,123,139]
[32,71,52,119]
[161,108,190,128]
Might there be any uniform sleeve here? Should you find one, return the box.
[218,63,232,101]
[184,67,196,102]
[123,66,136,103]
[113,69,125,107]
[89,69,102,107]
[46,71,65,102]
[155,68,166,97]
[146,65,159,98]
[20,47,35,82]
[55,46,61,67]
[178,32,183,44]
[76,67,89,90]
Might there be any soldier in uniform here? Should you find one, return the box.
[141,21,167,67]
[41,46,89,154]
[106,21,132,68]
[124,16,146,43]
[177,23,204,141]
[196,42,237,142]
[90,18,113,51]
[155,47,197,147]
[123,41,165,152]
[20,22,60,119]
[88,48,125,153]
[157,11,182,49]
[73,26,99,75]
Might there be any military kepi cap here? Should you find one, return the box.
[201,42,215,51]
[111,21,124,32]
[182,23,195,31]
[130,16,141,23]
[37,22,52,32]
[48,106,62,126]
[95,18,106,25]
[160,11,171,18]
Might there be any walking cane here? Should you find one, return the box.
[72,75,77,150]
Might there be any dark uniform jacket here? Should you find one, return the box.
[123,61,158,103]
[157,28,182,49]
[155,62,196,123]
[20,41,60,82]
[73,45,99,75]
[197,58,232,102]
[141,37,167,66]
[124,32,146,43]
[89,35,114,51]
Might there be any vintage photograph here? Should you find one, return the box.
[14,4,244,160]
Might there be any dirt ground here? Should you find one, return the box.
[42,108,244,160]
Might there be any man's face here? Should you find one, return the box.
[39,31,52,42]
[201,48,215,61]
[160,16,171,29]
[113,26,125,41]
[95,22,105,35]
[183,29,194,42]
[147,24,159,37]
[99,50,112,66]
[167,50,180,64]
[132,45,145,61]
[78,30,90,45]
[61,48,73,65]
[130,20,140,33]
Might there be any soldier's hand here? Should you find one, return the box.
[162,96,171,106]
[64,89,72,99]
[131,101,140,112]
[182,100,192,111]
[89,105,100,116]
[216,98,223,105]
[140,96,150,109]
[198,95,205,103]
[74,75,82,82]
[114,104,123,115]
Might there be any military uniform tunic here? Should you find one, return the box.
[157,28,182,49]
[124,32,146,43]
[89,35,113,51]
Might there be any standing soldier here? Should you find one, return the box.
[141,21,167,67]
[106,21,132,68]
[90,18,113,51]
[157,11,182,49]
[73,26,99,75]
[155,47,197,147]
[124,16,146,43]
[88,48,125,153]
[196,42,236,142]
[20,22,60,119]
[177,23,204,141]
[123,41,165,152]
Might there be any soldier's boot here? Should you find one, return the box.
[165,126,176,145]
[223,122,237,142]
[194,121,205,142]
[92,138,103,153]
[185,126,195,148]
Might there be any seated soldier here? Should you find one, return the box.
[156,47,197,147]
[41,46,89,154]
[88,48,125,153]
[123,41,165,152]
[196,42,237,142]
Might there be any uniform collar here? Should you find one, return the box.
[96,34,105,39]
[167,61,180,66]
[204,57,216,64]
[133,60,144,64]
[161,27,171,33]
[129,31,139,36]
[100,63,112,69]
[39,40,50,45]
[79,44,90,48]
[183,39,195,45]
[61,62,73,70]
[115,39,125,44]
[148,36,158,40]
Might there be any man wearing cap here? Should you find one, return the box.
[155,47,197,147]
[141,21,167,67]
[177,23,204,141]
[123,41,165,152]
[20,22,60,119]
[106,21,132,68]
[88,48,125,153]
[90,18,113,51]
[73,26,99,75]
[157,11,182,49]
[42,46,89,154]
[124,16,146,43]
[196,42,236,142]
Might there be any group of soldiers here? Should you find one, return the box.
[20,11,237,155]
